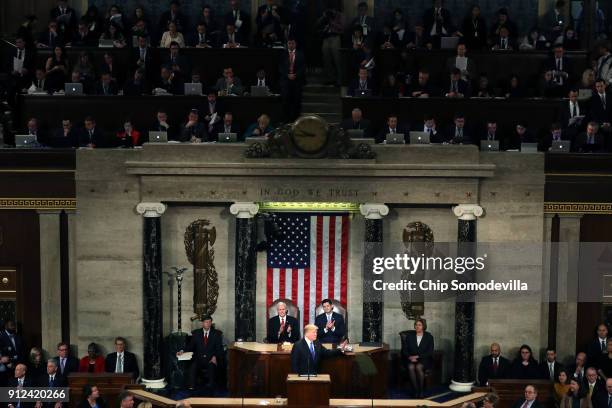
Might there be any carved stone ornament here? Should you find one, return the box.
[244,115,376,159]
[184,220,219,320]
[400,222,435,320]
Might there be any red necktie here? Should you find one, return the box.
[280,317,285,332]
[204,332,208,346]
[493,358,498,372]
[289,52,295,74]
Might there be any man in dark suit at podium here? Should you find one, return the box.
[478,342,510,386]
[290,324,347,375]
[314,299,345,344]
[105,337,139,379]
[178,315,223,390]
[267,301,300,343]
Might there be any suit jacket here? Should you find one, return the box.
[78,127,107,148]
[50,6,77,37]
[559,100,586,129]
[400,330,434,370]
[185,328,223,365]
[350,16,376,36]
[314,312,346,343]
[224,9,251,39]
[7,376,36,408]
[123,79,150,96]
[71,31,96,47]
[340,119,372,138]
[267,315,300,343]
[596,54,612,85]
[214,77,243,95]
[492,36,516,51]
[585,379,606,400]
[543,56,574,85]
[38,372,68,407]
[162,54,190,78]
[347,79,376,97]
[444,79,470,97]
[561,395,593,408]
[575,131,605,153]
[94,81,119,96]
[589,93,612,124]
[588,338,609,367]
[0,331,26,364]
[132,47,155,75]
[511,399,544,408]
[411,124,444,143]
[279,50,305,85]
[591,391,612,408]
[211,122,241,141]
[180,122,208,142]
[104,351,139,379]
[52,355,79,377]
[461,16,487,49]
[376,125,410,144]
[507,130,536,150]
[445,125,474,145]
[510,359,541,379]
[290,338,342,375]
[37,31,64,48]
[157,76,184,95]
[423,7,454,36]
[150,121,177,142]
[478,354,511,386]
[6,48,35,76]
[188,32,215,48]
[446,56,477,80]
[538,360,565,381]
[218,31,243,47]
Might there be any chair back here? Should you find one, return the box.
[314,299,347,321]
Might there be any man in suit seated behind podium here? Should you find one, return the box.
[177,315,223,390]
[267,301,300,343]
[314,299,345,344]
[105,337,139,379]
[290,324,347,375]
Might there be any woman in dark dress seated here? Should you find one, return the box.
[79,342,105,373]
[45,46,69,92]
[27,347,46,380]
[401,317,434,398]
[77,385,107,408]
[510,344,540,379]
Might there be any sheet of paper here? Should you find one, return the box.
[177,352,193,361]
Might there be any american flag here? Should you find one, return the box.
[266,213,349,328]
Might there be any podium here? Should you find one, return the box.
[286,374,330,408]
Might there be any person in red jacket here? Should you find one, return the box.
[79,343,105,373]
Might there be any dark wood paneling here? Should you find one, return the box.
[0,211,41,349]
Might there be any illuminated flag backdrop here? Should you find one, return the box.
[266,213,349,327]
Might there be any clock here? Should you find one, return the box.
[291,115,329,156]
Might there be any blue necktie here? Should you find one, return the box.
[309,341,315,360]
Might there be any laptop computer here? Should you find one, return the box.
[521,143,538,153]
[184,83,203,96]
[410,131,430,144]
[98,39,115,48]
[65,83,83,95]
[346,129,364,139]
[15,135,37,147]
[218,133,238,143]
[385,133,405,144]
[148,131,168,143]
[352,138,375,145]
[480,140,500,151]
[550,140,571,152]
[250,86,269,97]
[355,89,372,97]
[441,36,460,49]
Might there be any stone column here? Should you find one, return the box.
[38,210,62,353]
[136,202,167,388]
[230,202,259,341]
[450,204,483,392]
[359,203,389,343]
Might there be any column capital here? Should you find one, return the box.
[359,203,389,220]
[230,202,259,218]
[453,204,484,221]
[136,202,167,218]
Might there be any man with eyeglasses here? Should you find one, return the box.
[52,342,78,377]
[511,385,543,408]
